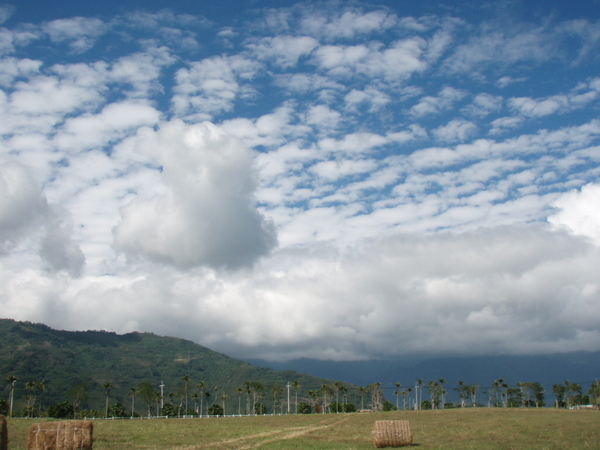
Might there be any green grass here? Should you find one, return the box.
[6,409,600,449]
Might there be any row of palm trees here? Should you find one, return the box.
[5,374,598,418]
[96,378,600,416]
[3,376,46,417]
[391,378,599,410]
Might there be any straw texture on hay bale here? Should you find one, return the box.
[0,415,7,450]
[372,420,412,448]
[27,420,93,450]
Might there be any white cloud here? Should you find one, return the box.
[9,73,102,116]
[0,4,15,24]
[110,46,176,98]
[43,17,107,53]
[305,104,342,131]
[310,158,378,182]
[172,55,260,120]
[39,208,85,276]
[312,38,427,81]
[0,163,84,276]
[496,76,526,88]
[0,163,48,250]
[433,119,478,143]
[0,57,41,87]
[318,132,388,155]
[222,104,309,148]
[55,101,161,152]
[299,8,398,41]
[508,80,600,118]
[490,116,524,135]
[344,86,390,112]
[410,86,466,117]
[247,35,318,68]
[113,120,277,269]
[509,95,569,117]
[445,26,557,76]
[549,183,600,245]
[462,93,503,118]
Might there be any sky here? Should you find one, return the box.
[1,0,600,363]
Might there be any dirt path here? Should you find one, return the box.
[173,416,353,449]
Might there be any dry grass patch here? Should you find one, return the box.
[5,409,600,449]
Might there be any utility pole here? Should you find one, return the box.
[286,382,291,414]
[9,379,16,418]
[159,381,165,410]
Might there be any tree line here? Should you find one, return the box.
[392,378,600,410]
[2,374,599,419]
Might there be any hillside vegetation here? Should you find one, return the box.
[0,318,356,415]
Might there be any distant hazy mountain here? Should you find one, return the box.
[246,352,600,404]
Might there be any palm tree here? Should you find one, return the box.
[243,381,252,415]
[6,375,17,417]
[490,378,503,407]
[213,386,219,414]
[220,392,228,415]
[339,385,348,412]
[587,380,600,408]
[192,393,199,415]
[204,391,211,416]
[307,390,318,413]
[427,380,441,409]
[196,381,206,416]
[249,381,265,415]
[394,383,401,410]
[291,381,301,414]
[129,387,137,417]
[370,382,383,412]
[103,382,112,418]
[68,384,88,418]
[271,384,284,414]
[25,381,37,417]
[516,382,527,407]
[36,380,46,413]
[333,382,341,413]
[564,380,582,408]
[137,382,158,417]
[181,375,191,416]
[321,384,331,413]
[552,383,566,408]
[469,384,480,407]
[415,379,424,410]
[236,387,243,415]
[401,390,408,410]
[358,386,367,410]
[456,381,467,408]
[438,378,446,408]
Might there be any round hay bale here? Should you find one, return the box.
[372,420,412,448]
[0,415,7,450]
[27,420,93,450]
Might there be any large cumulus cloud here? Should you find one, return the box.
[113,120,278,270]
[0,163,84,276]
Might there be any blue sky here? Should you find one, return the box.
[1,0,600,362]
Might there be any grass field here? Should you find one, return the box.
[6,408,600,449]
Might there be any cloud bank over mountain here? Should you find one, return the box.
[1,0,600,362]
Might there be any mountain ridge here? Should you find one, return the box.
[3,317,598,412]
[0,318,357,415]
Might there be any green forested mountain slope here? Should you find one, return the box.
[0,318,351,415]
